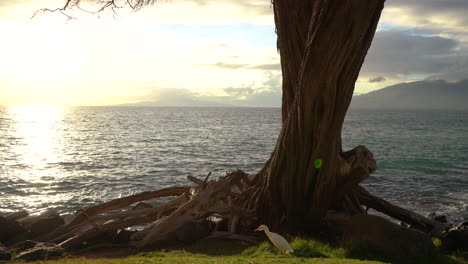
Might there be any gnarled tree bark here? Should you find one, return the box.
[244,0,384,233]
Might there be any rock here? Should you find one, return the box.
[0,216,26,243]
[18,210,65,237]
[14,243,65,261]
[427,213,447,224]
[5,231,34,246]
[343,214,435,257]
[17,209,57,227]
[441,225,468,251]
[14,240,39,252]
[434,215,447,223]
[0,243,11,261]
[5,210,29,221]
[30,215,65,236]
[176,220,211,243]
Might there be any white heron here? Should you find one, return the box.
[254,224,294,253]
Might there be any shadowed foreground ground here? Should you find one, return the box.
[10,237,468,264]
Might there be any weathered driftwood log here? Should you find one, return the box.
[356,186,449,236]
[187,175,205,187]
[132,170,249,249]
[69,187,191,226]
[43,186,190,242]
[187,171,214,191]
[51,194,189,247]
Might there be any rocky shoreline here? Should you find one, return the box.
[1,208,467,262]
[0,209,134,261]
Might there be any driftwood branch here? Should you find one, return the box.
[133,170,248,249]
[37,170,253,251]
[42,186,189,242]
[356,186,449,236]
[187,175,204,186]
[202,172,212,188]
[58,194,188,250]
[69,186,190,226]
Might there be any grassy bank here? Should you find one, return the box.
[11,237,468,264]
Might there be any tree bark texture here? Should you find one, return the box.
[246,0,384,232]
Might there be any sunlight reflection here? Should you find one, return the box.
[6,105,65,183]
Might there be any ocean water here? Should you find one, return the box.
[0,105,467,223]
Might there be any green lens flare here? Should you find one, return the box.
[314,158,323,169]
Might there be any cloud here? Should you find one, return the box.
[210,62,249,70]
[3,0,468,103]
[0,0,20,7]
[238,71,281,107]
[364,30,458,75]
[382,0,468,31]
[223,87,254,97]
[249,63,280,71]
[356,27,468,93]
[125,71,282,107]
[358,29,468,84]
[205,62,280,71]
[368,76,386,83]
[190,0,272,16]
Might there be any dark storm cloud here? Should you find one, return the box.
[362,29,460,77]
[364,0,468,82]
[369,76,386,83]
[426,58,468,81]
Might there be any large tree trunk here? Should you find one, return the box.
[273,0,314,122]
[245,0,384,232]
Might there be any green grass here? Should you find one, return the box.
[10,237,468,264]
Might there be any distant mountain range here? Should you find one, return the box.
[350,80,468,110]
[120,99,232,107]
[119,80,468,109]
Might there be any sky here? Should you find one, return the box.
[0,0,467,106]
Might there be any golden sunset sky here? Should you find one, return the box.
[1,0,467,106]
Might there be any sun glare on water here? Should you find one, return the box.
[0,105,71,212]
[6,105,66,182]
